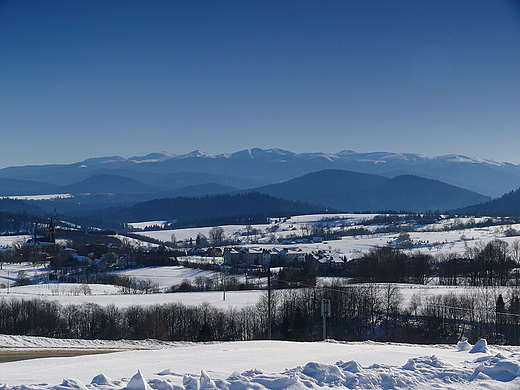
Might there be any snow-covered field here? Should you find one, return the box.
[133,214,520,261]
[0,264,263,308]
[0,234,31,249]
[0,261,47,286]
[2,335,520,389]
[3,194,73,201]
[0,262,511,309]
[0,279,510,310]
[0,260,508,310]
[127,221,169,229]
[111,266,254,291]
[0,286,263,309]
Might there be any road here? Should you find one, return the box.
[0,349,121,363]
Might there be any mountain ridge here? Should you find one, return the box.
[2,148,511,170]
[0,148,518,198]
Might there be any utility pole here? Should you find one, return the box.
[222,270,226,301]
[321,299,331,340]
[267,266,272,340]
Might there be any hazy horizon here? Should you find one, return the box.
[1,0,519,167]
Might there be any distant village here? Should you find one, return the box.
[14,217,345,284]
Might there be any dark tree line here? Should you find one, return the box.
[349,239,520,287]
[351,247,432,284]
[3,284,520,345]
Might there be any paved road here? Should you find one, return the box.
[0,349,121,363]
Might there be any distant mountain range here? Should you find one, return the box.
[1,148,519,224]
[1,148,519,198]
[13,170,486,225]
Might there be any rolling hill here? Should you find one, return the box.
[454,187,520,216]
[58,174,164,195]
[253,170,489,213]
[71,170,490,226]
[0,177,60,196]
[96,192,331,223]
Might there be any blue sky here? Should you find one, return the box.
[1,0,519,168]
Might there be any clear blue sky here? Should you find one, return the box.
[1,0,519,168]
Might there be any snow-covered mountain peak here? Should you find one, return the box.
[433,154,506,166]
[174,150,215,159]
[227,148,295,160]
[78,156,126,165]
[333,150,507,167]
[334,151,426,163]
[129,152,177,163]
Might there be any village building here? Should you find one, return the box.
[309,250,347,268]
[23,218,57,254]
[223,247,306,267]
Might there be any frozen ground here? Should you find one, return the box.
[2,336,520,389]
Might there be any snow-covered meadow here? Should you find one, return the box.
[0,284,263,309]
[133,213,520,261]
[111,266,251,291]
[0,261,509,310]
[0,263,263,308]
[0,234,31,250]
[2,336,520,389]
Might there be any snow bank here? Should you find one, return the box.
[54,378,89,390]
[0,334,183,350]
[3,353,519,390]
[2,338,520,389]
[471,353,520,382]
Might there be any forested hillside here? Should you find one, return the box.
[254,170,489,212]
[97,192,331,223]
[455,187,520,216]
